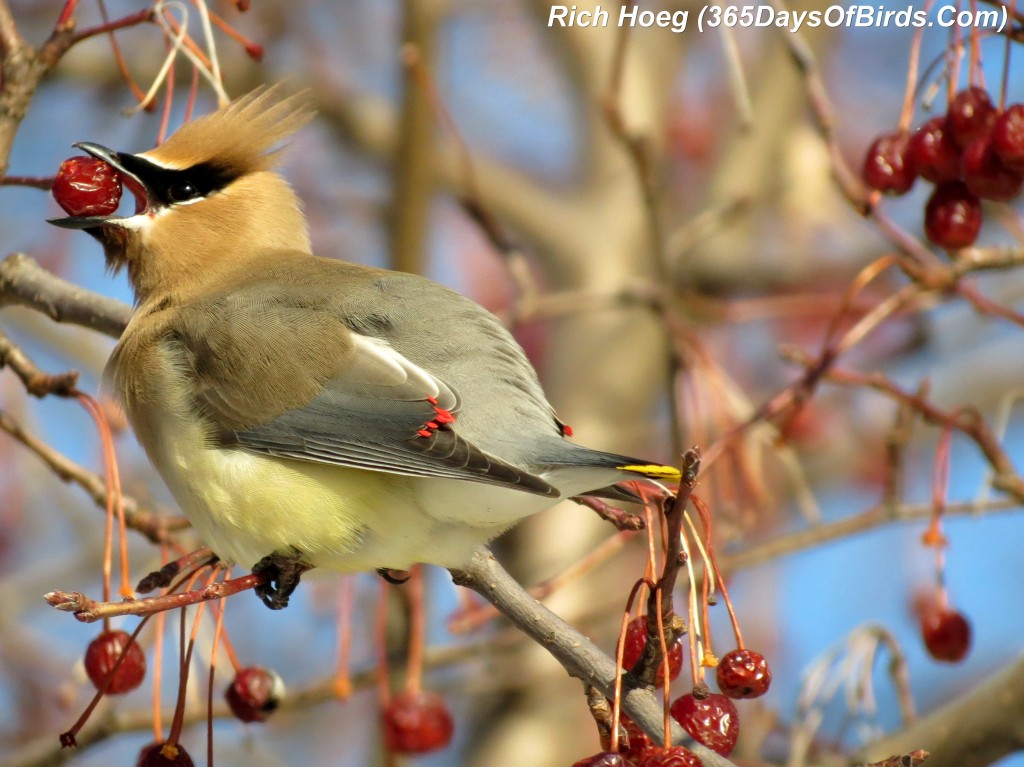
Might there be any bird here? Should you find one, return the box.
[49,87,681,609]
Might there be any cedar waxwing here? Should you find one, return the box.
[49,87,681,608]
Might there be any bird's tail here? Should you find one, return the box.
[614,462,682,482]
[538,441,683,483]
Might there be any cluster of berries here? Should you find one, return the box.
[574,617,771,766]
[83,630,289,766]
[862,87,1024,249]
[83,628,456,761]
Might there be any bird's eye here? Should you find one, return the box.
[167,181,200,203]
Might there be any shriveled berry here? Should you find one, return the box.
[135,742,195,767]
[991,104,1024,172]
[947,87,997,147]
[922,608,971,663]
[638,746,703,767]
[924,181,982,249]
[573,753,637,767]
[962,136,1023,201]
[669,693,738,757]
[621,615,684,687]
[52,156,123,217]
[603,715,654,763]
[225,666,284,723]
[716,648,772,699]
[909,117,961,183]
[381,690,454,754]
[84,629,146,694]
[862,132,917,195]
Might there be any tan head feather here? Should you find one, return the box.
[143,85,315,171]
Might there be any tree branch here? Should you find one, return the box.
[0,253,129,337]
[0,408,186,544]
[858,655,1024,767]
[450,548,738,767]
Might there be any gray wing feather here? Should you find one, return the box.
[233,390,559,496]
[167,263,561,498]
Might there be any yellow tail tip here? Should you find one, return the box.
[616,464,682,481]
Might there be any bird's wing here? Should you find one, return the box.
[165,287,559,498]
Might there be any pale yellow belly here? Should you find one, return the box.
[116,339,577,571]
[130,399,564,571]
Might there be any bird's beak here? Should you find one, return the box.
[47,142,153,230]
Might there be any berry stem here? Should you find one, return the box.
[924,424,954,547]
[185,65,200,122]
[677,521,703,685]
[334,576,354,699]
[207,570,228,767]
[934,547,950,611]
[1001,0,1016,111]
[968,0,983,89]
[161,9,213,71]
[157,40,175,145]
[654,589,672,750]
[168,569,216,749]
[897,6,929,131]
[700,550,713,662]
[76,393,131,599]
[948,22,963,104]
[642,488,660,587]
[88,2,153,107]
[190,0,224,102]
[193,1,263,60]
[682,507,718,660]
[217,617,242,672]
[376,579,391,706]
[151,548,168,744]
[55,0,77,28]
[693,495,745,650]
[613,578,650,752]
[405,565,425,696]
[821,255,898,354]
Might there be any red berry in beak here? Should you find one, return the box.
[53,156,123,217]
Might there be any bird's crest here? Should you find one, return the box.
[145,85,314,174]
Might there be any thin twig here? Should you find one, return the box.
[0,409,186,543]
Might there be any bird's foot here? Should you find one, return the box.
[253,548,310,610]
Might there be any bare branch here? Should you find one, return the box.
[721,498,1022,574]
[859,656,1024,767]
[0,324,78,396]
[389,1,439,274]
[0,408,186,543]
[0,253,130,337]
